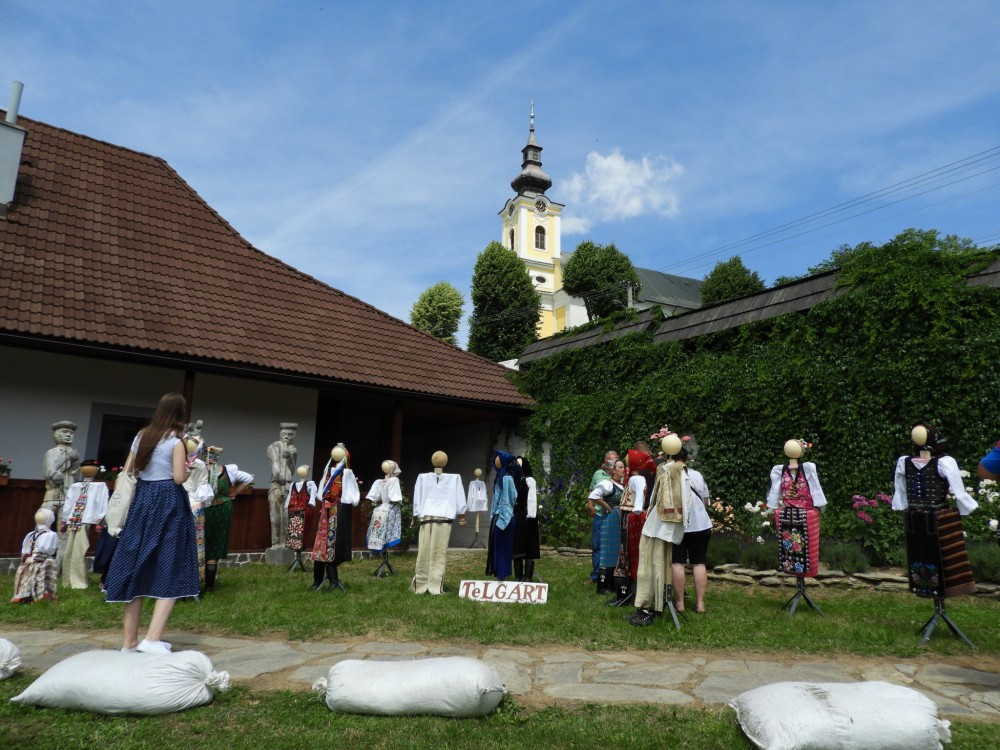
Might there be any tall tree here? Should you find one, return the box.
[467,241,540,361]
[700,255,765,305]
[561,240,641,321]
[409,281,464,345]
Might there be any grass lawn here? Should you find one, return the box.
[2,552,1000,749]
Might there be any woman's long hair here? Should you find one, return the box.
[134,393,187,473]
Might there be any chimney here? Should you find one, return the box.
[0,81,28,214]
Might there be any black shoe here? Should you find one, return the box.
[629,608,655,627]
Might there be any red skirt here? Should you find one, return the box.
[776,507,820,577]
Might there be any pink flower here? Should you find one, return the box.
[852,501,861,509]
[868,497,878,507]
[682,435,691,442]
[858,511,873,523]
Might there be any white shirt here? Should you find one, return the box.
[625,475,647,513]
[130,432,181,481]
[684,467,712,533]
[316,462,361,506]
[22,529,59,556]
[61,480,110,524]
[226,464,254,486]
[766,462,827,509]
[466,479,489,513]
[525,477,538,518]
[366,477,403,505]
[184,459,213,510]
[413,472,465,519]
[892,455,978,516]
[640,463,688,544]
[284,480,318,509]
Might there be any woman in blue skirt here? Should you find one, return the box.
[105,393,199,653]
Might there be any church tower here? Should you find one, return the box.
[499,104,566,337]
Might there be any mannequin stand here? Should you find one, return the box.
[918,597,975,648]
[373,549,396,577]
[664,584,681,630]
[326,580,348,592]
[781,577,825,617]
[286,552,306,573]
[467,513,486,549]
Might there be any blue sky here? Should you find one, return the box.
[4,1,999,346]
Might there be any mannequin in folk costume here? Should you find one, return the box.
[182,438,212,585]
[587,457,626,595]
[512,456,540,582]
[203,446,254,593]
[892,423,977,599]
[766,440,827,578]
[366,460,403,577]
[466,468,489,548]
[12,508,59,603]
[310,444,361,592]
[284,465,317,573]
[410,451,466,594]
[629,434,687,628]
[486,451,520,581]
[606,448,656,607]
[60,460,109,590]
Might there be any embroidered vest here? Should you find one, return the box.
[905,457,949,510]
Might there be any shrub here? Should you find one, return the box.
[820,539,871,574]
[706,533,742,568]
[967,541,1000,583]
[740,539,779,571]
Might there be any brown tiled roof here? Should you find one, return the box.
[0,114,531,408]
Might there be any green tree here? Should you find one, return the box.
[561,240,641,321]
[700,255,766,304]
[409,281,464,345]
[467,241,540,361]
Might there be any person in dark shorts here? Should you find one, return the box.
[670,449,711,613]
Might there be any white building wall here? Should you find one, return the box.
[0,345,317,482]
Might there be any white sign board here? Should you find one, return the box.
[458,579,549,604]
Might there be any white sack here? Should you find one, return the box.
[0,638,21,680]
[314,657,505,717]
[10,649,230,715]
[729,681,951,750]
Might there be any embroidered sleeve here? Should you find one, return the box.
[938,455,978,516]
[802,463,827,508]
[891,456,909,511]
[766,465,783,509]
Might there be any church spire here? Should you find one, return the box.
[511,101,552,197]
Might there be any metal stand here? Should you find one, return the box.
[326,580,347,592]
[467,532,486,549]
[918,596,975,648]
[664,584,681,630]
[781,577,825,617]
[286,552,306,573]
[373,550,396,577]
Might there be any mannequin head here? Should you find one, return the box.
[910,422,947,456]
[34,507,55,530]
[80,460,99,480]
[331,444,347,463]
[661,434,682,457]
[784,439,804,459]
[381,460,401,478]
[474,467,483,479]
[296,465,309,479]
[431,451,448,474]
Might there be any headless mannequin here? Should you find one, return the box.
[286,464,314,572]
[467,468,488,549]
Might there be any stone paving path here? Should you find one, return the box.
[4,627,1000,720]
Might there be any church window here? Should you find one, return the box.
[509,229,515,250]
[534,226,546,250]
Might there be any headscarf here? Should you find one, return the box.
[626,449,655,476]
[493,450,519,490]
[383,459,401,478]
[912,422,949,456]
[34,508,55,531]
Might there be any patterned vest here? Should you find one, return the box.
[904,457,949,510]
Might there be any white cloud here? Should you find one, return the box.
[560,149,683,235]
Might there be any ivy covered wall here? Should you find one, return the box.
[516,230,1000,560]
